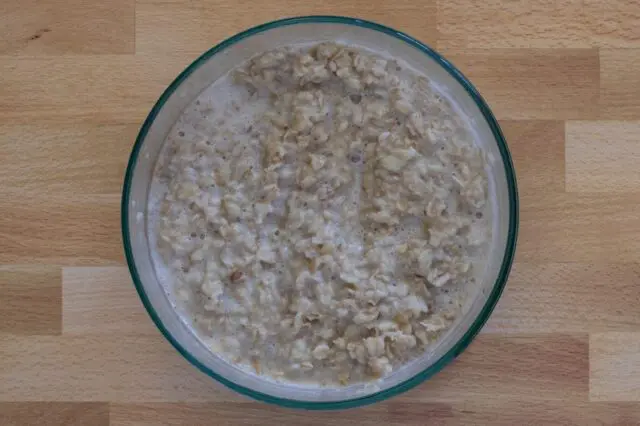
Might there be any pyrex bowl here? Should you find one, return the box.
[122,16,518,410]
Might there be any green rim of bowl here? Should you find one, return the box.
[121,15,519,410]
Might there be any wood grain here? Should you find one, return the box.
[500,120,565,193]
[0,55,195,123]
[0,194,123,265]
[444,49,599,120]
[437,0,640,49]
[600,49,640,119]
[0,334,241,402]
[400,334,588,403]
[0,265,61,335]
[519,192,640,263]
[485,263,640,333]
[110,402,451,426]
[0,124,137,195]
[3,0,640,423]
[591,333,640,402]
[0,0,134,55]
[566,121,640,193]
[110,401,640,425]
[136,0,437,55]
[0,403,109,426]
[62,267,156,334]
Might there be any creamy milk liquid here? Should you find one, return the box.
[147,41,495,386]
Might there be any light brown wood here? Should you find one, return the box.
[62,267,157,334]
[437,0,640,49]
[0,334,242,402]
[566,121,640,193]
[109,401,640,426]
[0,265,61,335]
[591,333,640,402]
[485,263,640,333]
[0,124,136,194]
[0,193,123,265]
[0,403,109,426]
[136,0,437,55]
[501,120,565,193]
[0,55,196,124]
[600,49,640,119]
[440,49,600,120]
[518,192,640,263]
[3,0,640,424]
[0,0,135,55]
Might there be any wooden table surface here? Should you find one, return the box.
[2,1,640,425]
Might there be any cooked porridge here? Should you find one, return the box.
[150,42,490,386]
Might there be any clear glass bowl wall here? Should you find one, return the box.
[121,16,518,410]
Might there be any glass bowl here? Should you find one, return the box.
[121,16,519,410]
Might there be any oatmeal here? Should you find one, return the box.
[150,42,490,386]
